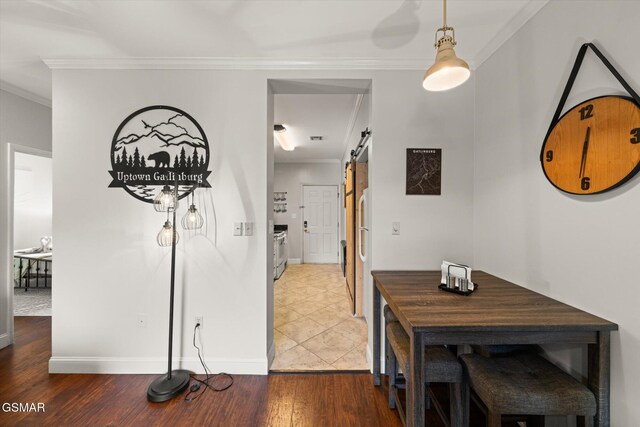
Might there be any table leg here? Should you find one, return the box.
[24,260,30,291]
[588,332,611,427]
[408,331,425,427]
[18,257,23,288]
[36,260,40,288]
[44,261,49,287]
[373,281,381,386]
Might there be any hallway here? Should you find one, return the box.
[272,264,368,371]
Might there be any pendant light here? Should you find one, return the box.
[423,0,470,91]
[181,192,204,230]
[274,124,295,151]
[157,211,179,247]
[154,185,178,212]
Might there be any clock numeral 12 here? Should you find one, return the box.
[581,177,591,191]
[631,128,640,144]
[579,104,594,120]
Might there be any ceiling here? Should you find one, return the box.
[0,0,548,104]
[274,94,362,163]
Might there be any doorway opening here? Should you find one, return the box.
[4,145,52,348]
[268,79,371,371]
[13,151,53,316]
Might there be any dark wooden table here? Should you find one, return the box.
[372,270,618,427]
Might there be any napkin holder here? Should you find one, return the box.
[439,264,477,296]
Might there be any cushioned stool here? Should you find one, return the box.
[460,352,596,427]
[384,305,465,427]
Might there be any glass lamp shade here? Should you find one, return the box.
[182,204,204,230]
[154,185,178,212]
[157,221,179,247]
[423,39,470,91]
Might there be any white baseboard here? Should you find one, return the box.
[49,356,269,375]
[288,258,301,265]
[0,333,11,349]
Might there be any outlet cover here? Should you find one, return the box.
[195,316,203,329]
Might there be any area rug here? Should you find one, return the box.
[13,288,52,316]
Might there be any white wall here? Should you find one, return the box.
[49,68,475,375]
[273,162,342,262]
[0,89,52,348]
[13,153,53,250]
[51,69,272,374]
[371,74,475,271]
[473,1,640,425]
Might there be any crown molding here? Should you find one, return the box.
[0,81,51,107]
[473,0,550,69]
[274,159,341,164]
[43,57,432,71]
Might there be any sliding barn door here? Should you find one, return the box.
[345,162,356,313]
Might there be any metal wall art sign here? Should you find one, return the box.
[108,105,212,203]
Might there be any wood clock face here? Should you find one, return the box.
[541,96,640,194]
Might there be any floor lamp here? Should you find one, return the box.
[147,173,204,402]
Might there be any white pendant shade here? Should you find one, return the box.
[423,40,470,92]
[274,125,295,151]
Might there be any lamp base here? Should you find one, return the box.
[147,370,191,402]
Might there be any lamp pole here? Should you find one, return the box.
[147,171,191,402]
[167,186,178,379]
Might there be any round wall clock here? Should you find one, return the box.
[541,95,640,194]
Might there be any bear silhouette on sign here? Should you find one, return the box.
[148,151,170,168]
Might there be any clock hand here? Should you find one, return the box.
[579,127,591,178]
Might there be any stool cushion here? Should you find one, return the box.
[383,304,398,324]
[386,322,462,383]
[460,353,596,416]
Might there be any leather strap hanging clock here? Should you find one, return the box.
[541,43,640,195]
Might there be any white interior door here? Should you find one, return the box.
[303,185,338,264]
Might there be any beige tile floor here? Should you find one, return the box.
[271,264,369,371]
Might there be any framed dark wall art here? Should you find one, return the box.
[108,105,212,203]
[406,148,442,195]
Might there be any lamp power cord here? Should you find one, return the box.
[184,323,233,402]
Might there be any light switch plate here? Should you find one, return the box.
[234,222,243,236]
[244,222,253,236]
[392,222,400,235]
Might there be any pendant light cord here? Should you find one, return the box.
[443,0,447,28]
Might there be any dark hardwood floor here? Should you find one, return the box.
[0,317,496,426]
